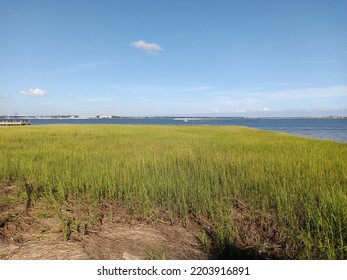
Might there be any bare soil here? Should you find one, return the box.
[0,181,208,260]
[1,181,284,260]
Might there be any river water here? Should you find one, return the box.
[20,118,346,142]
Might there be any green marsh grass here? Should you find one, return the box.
[0,125,346,259]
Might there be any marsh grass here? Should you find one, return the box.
[0,125,346,259]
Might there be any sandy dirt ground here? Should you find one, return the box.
[0,181,208,260]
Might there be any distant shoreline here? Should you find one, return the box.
[1,115,346,120]
[1,117,346,142]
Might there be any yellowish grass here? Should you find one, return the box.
[0,125,346,259]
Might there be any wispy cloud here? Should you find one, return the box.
[66,92,74,98]
[82,97,113,102]
[19,88,48,97]
[0,93,10,101]
[75,62,109,69]
[102,83,347,116]
[130,40,163,55]
[104,84,213,95]
[255,85,347,102]
[30,62,108,76]
[203,85,347,113]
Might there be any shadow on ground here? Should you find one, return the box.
[213,244,266,260]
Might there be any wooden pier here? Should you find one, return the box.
[0,120,31,126]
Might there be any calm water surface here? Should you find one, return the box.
[18,118,347,143]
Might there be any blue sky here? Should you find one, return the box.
[1,0,346,116]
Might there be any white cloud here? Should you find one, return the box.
[19,88,48,96]
[130,40,163,55]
